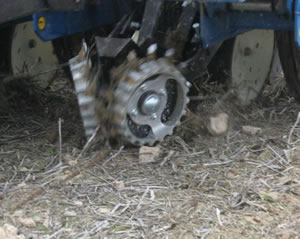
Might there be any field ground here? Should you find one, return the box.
[0,76,299,239]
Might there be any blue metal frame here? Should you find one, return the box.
[294,0,300,47]
[33,0,132,41]
[30,0,300,48]
[200,8,293,47]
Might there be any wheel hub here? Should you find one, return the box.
[139,92,162,116]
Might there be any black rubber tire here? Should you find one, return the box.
[276,31,300,102]
[0,27,13,74]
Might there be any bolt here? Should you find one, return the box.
[28,39,36,49]
[147,44,158,56]
[244,47,252,56]
[130,21,141,29]
[151,113,157,120]
[165,48,175,58]
[192,23,200,29]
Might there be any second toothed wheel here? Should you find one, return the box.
[110,58,190,146]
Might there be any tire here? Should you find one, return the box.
[276,31,300,101]
[0,27,12,74]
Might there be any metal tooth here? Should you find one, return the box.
[81,109,96,118]
[140,62,154,73]
[73,72,85,80]
[147,44,158,56]
[127,51,137,61]
[69,59,88,71]
[74,81,88,93]
[115,91,130,103]
[82,119,98,128]
[128,71,142,82]
[111,104,126,115]
[118,82,134,92]
[78,95,94,106]
[186,81,192,88]
[165,48,175,58]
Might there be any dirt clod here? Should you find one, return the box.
[139,145,161,162]
[64,210,77,217]
[18,218,36,228]
[242,125,262,135]
[207,112,229,136]
[0,224,25,239]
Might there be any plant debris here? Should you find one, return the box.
[0,74,300,238]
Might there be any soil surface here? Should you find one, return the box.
[0,76,299,239]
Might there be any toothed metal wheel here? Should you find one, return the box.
[111,58,189,146]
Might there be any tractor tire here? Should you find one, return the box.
[276,31,300,102]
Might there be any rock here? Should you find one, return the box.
[242,125,262,135]
[17,182,27,188]
[97,207,111,214]
[19,218,36,228]
[32,215,43,223]
[276,231,298,239]
[19,167,28,172]
[207,113,229,136]
[43,211,50,228]
[0,224,25,239]
[73,200,83,207]
[260,191,280,202]
[257,150,272,161]
[226,171,235,180]
[2,224,17,235]
[139,146,161,163]
[64,210,77,217]
[13,210,24,218]
[64,154,77,167]
[113,180,125,191]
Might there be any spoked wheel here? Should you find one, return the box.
[209,30,275,105]
[10,21,58,86]
[107,58,190,146]
[276,31,300,102]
